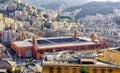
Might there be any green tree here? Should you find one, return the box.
[13,68,21,73]
[17,3,25,10]
[80,67,89,73]
[6,68,12,73]
[25,59,29,65]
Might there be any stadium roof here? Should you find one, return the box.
[13,37,96,49]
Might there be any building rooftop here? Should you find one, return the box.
[13,37,96,49]
[0,44,11,59]
[0,60,12,68]
[13,40,33,47]
[43,61,120,68]
[112,48,120,51]
[109,47,120,53]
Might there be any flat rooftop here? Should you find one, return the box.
[43,61,120,68]
[113,48,120,51]
[109,47,120,53]
[13,37,96,49]
[0,60,12,68]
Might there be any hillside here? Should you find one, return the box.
[64,1,120,19]
[21,0,91,10]
[41,1,66,10]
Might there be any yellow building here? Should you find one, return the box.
[98,47,120,65]
[4,18,14,24]
[42,62,120,73]
[0,14,4,32]
[0,14,3,20]
[0,21,5,32]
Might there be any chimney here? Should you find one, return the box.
[74,29,78,38]
[91,33,96,42]
[32,37,37,47]
[21,32,26,41]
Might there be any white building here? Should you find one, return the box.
[14,10,22,17]
[0,3,8,10]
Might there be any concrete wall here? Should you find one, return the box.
[11,42,33,58]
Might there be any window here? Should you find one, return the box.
[73,68,77,73]
[39,50,44,54]
[65,67,69,73]
[81,46,86,50]
[55,49,60,52]
[97,44,100,48]
[44,49,53,52]
[89,45,94,49]
[93,69,97,73]
[57,68,61,73]
[101,69,105,73]
[109,69,112,73]
[86,45,91,49]
[49,67,53,73]
[75,47,78,51]
[78,47,81,50]
[93,45,96,49]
